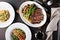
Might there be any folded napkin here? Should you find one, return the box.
[46,7,60,40]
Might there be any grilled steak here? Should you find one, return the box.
[30,8,44,24]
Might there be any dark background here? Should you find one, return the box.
[0,0,59,40]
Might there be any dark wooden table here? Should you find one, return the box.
[0,0,59,40]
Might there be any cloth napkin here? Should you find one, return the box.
[46,7,60,40]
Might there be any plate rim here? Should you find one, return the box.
[0,2,15,28]
[19,1,47,27]
[5,22,32,40]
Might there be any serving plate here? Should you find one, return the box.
[19,1,47,27]
[5,23,32,40]
[0,2,15,28]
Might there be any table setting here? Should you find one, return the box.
[0,0,60,40]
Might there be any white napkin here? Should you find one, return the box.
[46,7,60,40]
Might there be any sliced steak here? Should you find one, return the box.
[30,8,44,24]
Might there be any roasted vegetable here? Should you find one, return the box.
[24,5,35,19]
[0,10,10,22]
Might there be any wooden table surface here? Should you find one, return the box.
[0,0,59,40]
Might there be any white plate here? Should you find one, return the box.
[0,2,15,28]
[5,23,32,40]
[19,1,47,27]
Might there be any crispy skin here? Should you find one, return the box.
[12,29,25,40]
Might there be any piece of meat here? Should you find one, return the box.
[12,29,25,40]
[30,8,44,24]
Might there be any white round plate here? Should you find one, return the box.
[0,2,15,28]
[5,23,32,40]
[19,1,47,27]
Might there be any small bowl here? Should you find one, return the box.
[35,31,47,40]
[19,1,47,27]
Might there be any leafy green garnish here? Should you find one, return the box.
[17,29,25,34]
[17,29,23,32]
[12,34,18,40]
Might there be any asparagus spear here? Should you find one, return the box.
[25,5,35,19]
